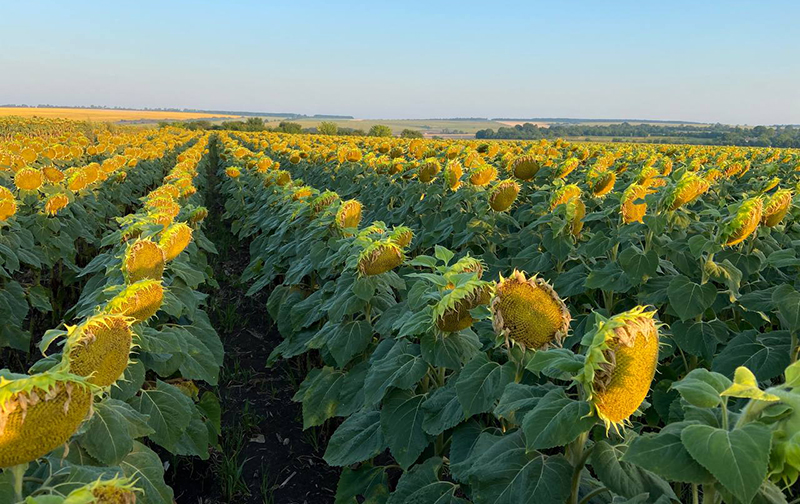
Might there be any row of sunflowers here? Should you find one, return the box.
[1,123,222,503]
[218,130,800,504]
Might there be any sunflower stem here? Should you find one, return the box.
[10,463,27,502]
[578,486,609,504]
[692,484,699,504]
[721,399,729,431]
[567,432,592,504]
[702,484,717,504]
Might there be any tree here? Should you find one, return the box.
[244,117,265,131]
[277,121,302,134]
[368,124,393,137]
[318,121,339,136]
[400,129,423,138]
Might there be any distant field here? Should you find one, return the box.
[0,107,242,122]
[262,118,507,135]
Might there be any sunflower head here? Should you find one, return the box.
[418,158,441,183]
[491,270,570,350]
[336,199,363,232]
[124,239,166,283]
[762,189,792,227]
[159,222,193,261]
[722,197,763,246]
[225,167,241,178]
[489,179,520,212]
[665,172,710,211]
[435,282,492,333]
[311,190,340,216]
[0,197,18,221]
[44,193,70,216]
[566,198,586,236]
[621,183,648,224]
[62,315,132,387]
[64,476,140,504]
[550,184,582,210]
[469,164,498,186]
[389,226,414,248]
[105,279,164,324]
[357,240,404,276]
[555,157,580,179]
[0,371,93,468]
[189,206,208,225]
[589,170,616,197]
[14,167,44,191]
[576,306,660,433]
[511,155,540,181]
[444,160,463,190]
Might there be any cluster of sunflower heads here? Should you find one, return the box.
[0,371,94,468]
[575,306,660,433]
[491,270,570,350]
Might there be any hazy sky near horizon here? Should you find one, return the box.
[1,1,798,125]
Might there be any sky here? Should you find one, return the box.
[1,1,798,125]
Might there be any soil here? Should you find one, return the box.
[165,144,340,504]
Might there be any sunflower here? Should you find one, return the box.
[62,315,132,387]
[44,193,70,216]
[491,270,570,349]
[511,155,540,181]
[105,280,164,323]
[357,241,404,276]
[576,306,660,433]
[124,239,166,282]
[159,223,193,261]
[14,167,44,191]
[0,371,93,468]
[761,189,792,227]
[723,197,763,246]
[489,179,520,212]
[621,184,648,224]
[336,200,363,231]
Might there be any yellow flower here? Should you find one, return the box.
[159,223,193,261]
[14,167,44,191]
[63,315,132,387]
[489,179,520,212]
[105,280,164,323]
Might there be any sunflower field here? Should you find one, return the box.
[2,117,800,503]
[217,131,800,504]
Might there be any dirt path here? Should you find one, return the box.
[169,139,339,504]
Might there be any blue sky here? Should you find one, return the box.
[0,1,798,124]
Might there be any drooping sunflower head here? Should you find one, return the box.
[444,160,463,191]
[62,314,133,387]
[158,222,193,262]
[0,370,93,468]
[434,279,492,333]
[105,279,164,324]
[511,155,540,181]
[418,158,441,183]
[621,183,648,224]
[14,167,44,191]
[589,170,616,197]
[566,197,586,236]
[469,164,498,186]
[311,190,340,216]
[389,226,414,248]
[357,240,404,276]
[123,239,166,283]
[336,199,363,232]
[63,476,140,504]
[489,179,520,212]
[555,157,580,179]
[43,165,65,183]
[44,193,70,216]
[491,270,570,350]
[664,172,710,211]
[722,197,763,246]
[0,197,16,221]
[225,167,241,178]
[761,189,792,227]
[550,184,582,211]
[188,206,209,225]
[576,306,660,433]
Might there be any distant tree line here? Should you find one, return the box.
[475,122,800,147]
[161,118,424,138]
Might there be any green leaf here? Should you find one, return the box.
[422,381,465,436]
[335,463,389,504]
[494,383,553,425]
[387,457,466,504]
[327,320,373,367]
[681,423,772,504]
[420,330,481,369]
[720,366,780,402]
[434,246,455,265]
[713,332,790,382]
[295,366,346,429]
[773,284,800,332]
[591,441,677,501]
[80,398,153,465]
[381,390,431,470]
[521,388,595,450]
[668,275,716,320]
[464,430,573,504]
[622,423,714,484]
[27,285,53,312]
[120,442,174,504]
[671,368,732,408]
[324,410,385,467]
[526,348,584,380]
[129,380,193,452]
[364,339,428,405]
[456,353,515,417]
[174,405,210,459]
[353,276,377,301]
[619,247,659,285]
